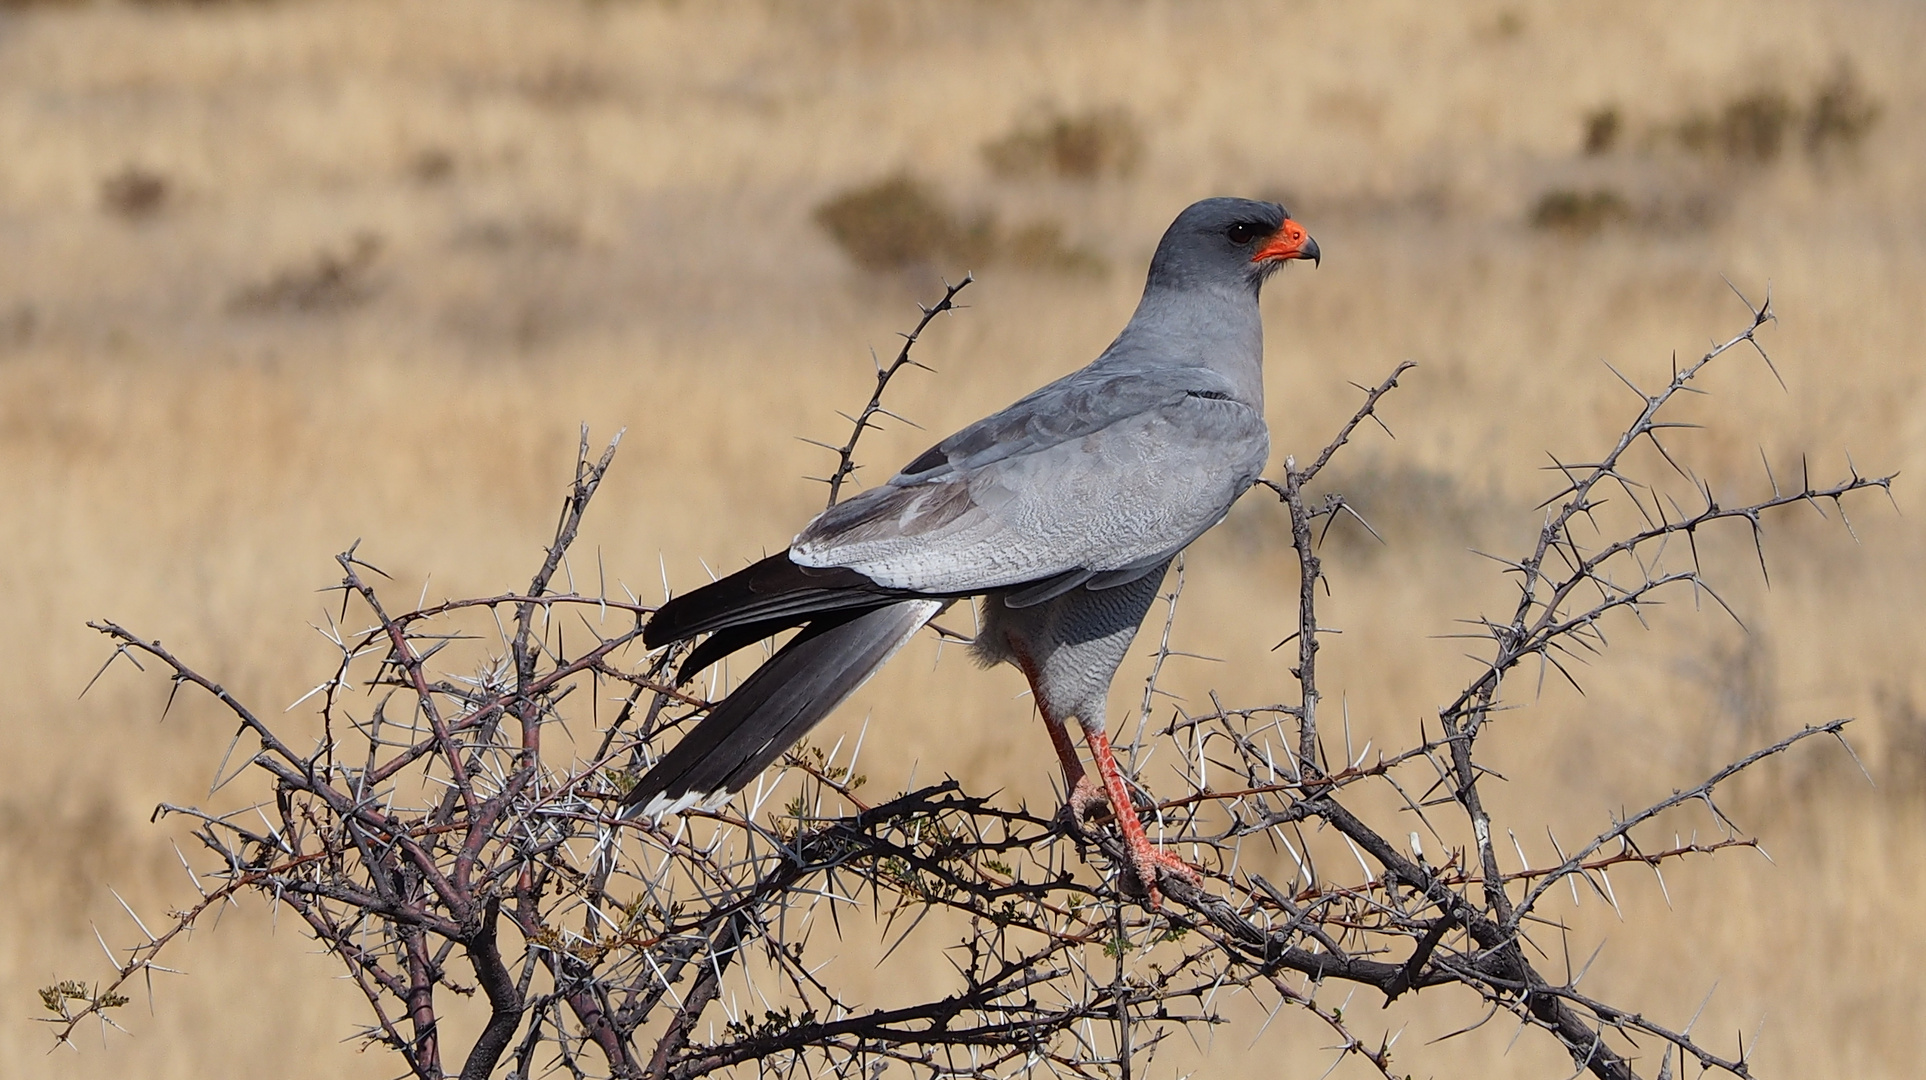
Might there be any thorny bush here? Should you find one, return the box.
[56,279,1892,1080]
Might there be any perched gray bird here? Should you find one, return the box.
[623,197,1318,905]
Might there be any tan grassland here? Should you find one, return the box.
[3,0,1924,1076]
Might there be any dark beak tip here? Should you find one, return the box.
[1304,236,1322,267]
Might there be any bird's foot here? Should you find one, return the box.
[1059,775,1113,833]
[1057,773,1199,908]
[1116,834,1201,908]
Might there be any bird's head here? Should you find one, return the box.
[1146,197,1320,295]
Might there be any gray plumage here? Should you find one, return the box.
[622,197,1316,826]
[970,560,1174,734]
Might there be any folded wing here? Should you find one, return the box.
[791,366,1270,594]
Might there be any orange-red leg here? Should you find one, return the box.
[1041,709,1087,794]
[1084,728,1198,908]
[1013,646,1107,825]
[1043,710,1110,828]
[1011,641,1189,905]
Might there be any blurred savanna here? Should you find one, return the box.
[3,0,1924,1076]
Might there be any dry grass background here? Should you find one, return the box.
[3,0,1925,1075]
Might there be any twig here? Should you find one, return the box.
[820,276,971,506]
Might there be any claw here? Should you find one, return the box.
[1117,839,1200,906]
[1064,775,1112,830]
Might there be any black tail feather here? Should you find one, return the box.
[621,599,944,816]
[645,550,900,650]
[674,617,804,684]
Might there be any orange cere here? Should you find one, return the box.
[1253,219,1315,262]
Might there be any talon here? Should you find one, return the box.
[1124,839,1194,904]
[1120,836,1200,908]
[1066,775,1112,829]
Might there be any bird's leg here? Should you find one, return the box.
[1012,645,1109,829]
[1081,726,1198,908]
[1041,708,1109,829]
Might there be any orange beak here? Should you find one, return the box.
[1253,219,1320,266]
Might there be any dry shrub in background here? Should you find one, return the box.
[1800,63,1885,156]
[813,176,999,272]
[1629,61,1883,165]
[1529,189,1635,235]
[1673,64,1881,164]
[813,176,1104,276]
[50,284,1893,1080]
[99,166,168,222]
[980,105,1144,181]
[1535,60,1884,237]
[1582,107,1624,156]
[228,232,386,314]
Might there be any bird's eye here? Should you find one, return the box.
[1226,222,1263,245]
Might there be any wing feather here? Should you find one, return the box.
[792,371,1268,592]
